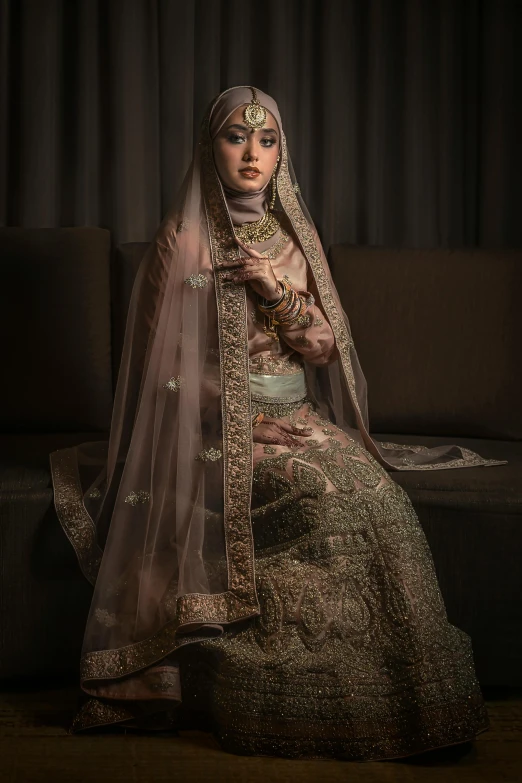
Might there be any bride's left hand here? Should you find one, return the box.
[218,239,281,301]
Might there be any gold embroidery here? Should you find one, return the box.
[327,437,343,448]
[277,134,360,415]
[263,445,277,454]
[195,447,223,462]
[49,449,103,586]
[71,698,135,732]
[124,490,150,506]
[163,376,183,392]
[184,273,208,289]
[251,398,308,421]
[80,591,256,681]
[177,218,190,232]
[315,317,324,326]
[88,488,102,499]
[249,355,303,376]
[377,442,506,471]
[295,314,312,328]
[200,105,258,607]
[180,448,487,758]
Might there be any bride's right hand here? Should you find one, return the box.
[253,419,313,449]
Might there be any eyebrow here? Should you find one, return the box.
[225,123,279,135]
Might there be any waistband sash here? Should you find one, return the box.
[249,369,307,403]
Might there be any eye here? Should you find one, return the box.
[260,137,277,147]
[227,133,246,144]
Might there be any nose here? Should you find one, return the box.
[242,138,259,163]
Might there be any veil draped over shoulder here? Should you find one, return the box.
[50,86,505,703]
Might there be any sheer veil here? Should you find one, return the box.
[50,86,506,708]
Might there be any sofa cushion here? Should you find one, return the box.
[370,432,522,686]
[0,478,92,680]
[0,228,113,432]
[329,246,522,439]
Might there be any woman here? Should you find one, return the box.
[50,86,506,759]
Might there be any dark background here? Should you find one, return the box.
[0,0,520,249]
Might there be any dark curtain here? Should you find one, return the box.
[0,0,520,248]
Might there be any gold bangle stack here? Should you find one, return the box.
[258,277,306,340]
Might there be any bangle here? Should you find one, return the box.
[259,279,305,326]
[260,282,285,310]
[259,277,292,315]
[252,412,265,428]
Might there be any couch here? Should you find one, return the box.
[1,229,520,685]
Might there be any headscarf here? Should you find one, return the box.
[50,87,506,704]
[209,86,282,226]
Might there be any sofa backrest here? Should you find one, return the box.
[0,228,113,433]
[111,242,150,384]
[328,245,522,439]
[2,231,519,441]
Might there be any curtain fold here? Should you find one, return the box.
[0,0,520,248]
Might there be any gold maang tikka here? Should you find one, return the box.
[243,87,267,130]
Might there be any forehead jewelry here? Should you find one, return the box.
[243,87,267,130]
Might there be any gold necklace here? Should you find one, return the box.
[234,209,280,244]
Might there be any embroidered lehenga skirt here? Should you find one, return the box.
[175,391,488,760]
[63,364,488,760]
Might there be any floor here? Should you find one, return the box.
[0,684,521,783]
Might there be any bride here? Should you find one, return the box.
[50,86,505,759]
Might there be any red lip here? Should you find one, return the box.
[239,168,261,178]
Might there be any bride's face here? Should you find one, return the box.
[213,106,280,193]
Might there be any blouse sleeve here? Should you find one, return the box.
[279,288,337,366]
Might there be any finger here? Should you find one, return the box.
[235,239,266,260]
[253,435,285,445]
[280,423,314,435]
[223,271,256,284]
[281,434,305,449]
[216,257,252,270]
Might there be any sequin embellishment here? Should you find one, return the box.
[163,376,183,392]
[195,448,223,462]
[184,274,208,289]
[95,608,118,628]
[263,445,277,454]
[261,226,290,260]
[124,490,150,506]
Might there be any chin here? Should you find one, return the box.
[233,178,268,192]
